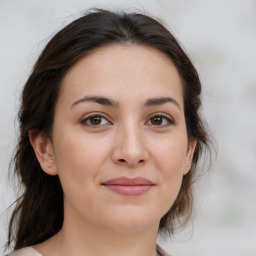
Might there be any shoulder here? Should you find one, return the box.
[156,244,172,256]
[7,247,42,256]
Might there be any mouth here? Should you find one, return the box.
[102,177,155,196]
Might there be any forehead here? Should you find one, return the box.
[58,44,184,109]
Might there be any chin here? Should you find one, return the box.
[102,206,162,233]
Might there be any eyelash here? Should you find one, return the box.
[146,112,175,127]
[80,112,175,128]
[80,112,111,128]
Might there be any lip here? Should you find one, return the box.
[102,177,154,196]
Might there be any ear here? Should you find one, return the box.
[29,130,57,176]
[183,139,197,175]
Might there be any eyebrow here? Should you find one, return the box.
[71,96,119,108]
[144,97,181,110]
[71,95,181,110]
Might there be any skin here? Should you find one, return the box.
[30,44,196,256]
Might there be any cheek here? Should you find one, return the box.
[151,135,188,209]
[152,135,188,176]
[52,131,110,190]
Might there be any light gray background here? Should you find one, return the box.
[1,0,256,255]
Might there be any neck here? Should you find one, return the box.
[36,212,160,256]
[59,219,159,256]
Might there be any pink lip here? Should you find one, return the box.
[102,177,154,196]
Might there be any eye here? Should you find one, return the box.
[146,113,174,127]
[81,113,111,127]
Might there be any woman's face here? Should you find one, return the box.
[35,44,196,233]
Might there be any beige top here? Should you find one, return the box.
[157,244,171,256]
[8,244,171,256]
[8,247,42,256]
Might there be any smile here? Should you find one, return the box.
[102,177,155,196]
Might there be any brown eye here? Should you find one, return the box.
[90,116,102,125]
[151,116,163,125]
[81,114,111,127]
[146,114,174,127]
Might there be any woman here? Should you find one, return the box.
[6,9,211,256]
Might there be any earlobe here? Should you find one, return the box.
[29,130,57,176]
[184,139,197,175]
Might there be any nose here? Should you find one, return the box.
[111,124,149,168]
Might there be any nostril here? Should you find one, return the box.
[118,159,144,164]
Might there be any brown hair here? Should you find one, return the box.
[7,9,211,250]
